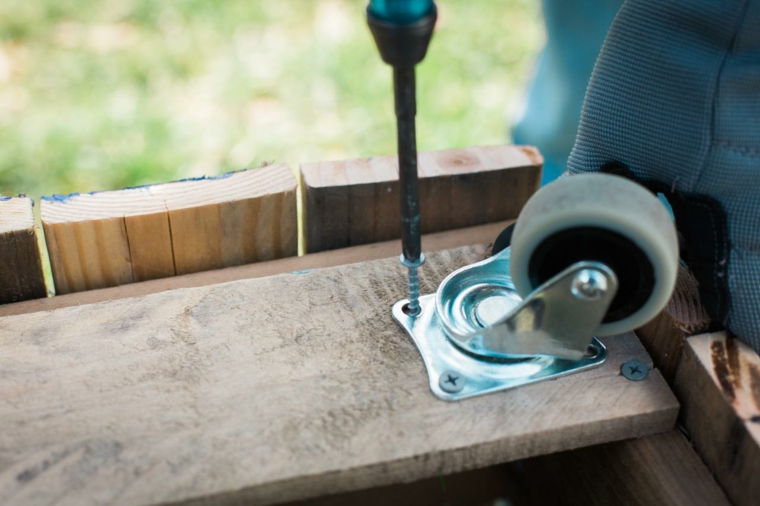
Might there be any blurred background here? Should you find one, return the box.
[0,0,543,201]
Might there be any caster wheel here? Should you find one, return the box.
[510,173,679,336]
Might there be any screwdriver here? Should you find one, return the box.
[367,0,437,316]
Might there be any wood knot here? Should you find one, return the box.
[439,151,477,169]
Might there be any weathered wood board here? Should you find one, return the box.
[0,197,47,304]
[0,246,677,506]
[675,333,760,506]
[301,145,542,253]
[41,165,297,294]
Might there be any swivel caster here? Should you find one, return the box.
[510,172,679,336]
[393,172,679,400]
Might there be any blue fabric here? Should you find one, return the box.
[512,0,624,184]
[569,0,760,350]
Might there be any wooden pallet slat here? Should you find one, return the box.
[675,332,760,506]
[0,245,677,506]
[0,197,47,304]
[41,166,298,294]
[300,145,542,253]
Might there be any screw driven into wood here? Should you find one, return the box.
[621,359,649,381]
[401,253,425,316]
[439,369,465,393]
[367,1,436,317]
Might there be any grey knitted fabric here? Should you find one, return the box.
[568,0,760,350]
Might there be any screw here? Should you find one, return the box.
[400,253,425,317]
[621,359,649,381]
[439,370,465,393]
[571,268,608,301]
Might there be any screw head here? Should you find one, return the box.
[571,269,608,301]
[439,370,465,393]
[621,359,649,381]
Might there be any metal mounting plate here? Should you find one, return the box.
[392,295,608,401]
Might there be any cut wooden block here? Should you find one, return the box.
[0,246,677,506]
[41,165,298,294]
[301,145,542,253]
[675,333,760,506]
[518,430,730,506]
[0,197,47,304]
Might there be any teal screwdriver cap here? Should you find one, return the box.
[368,0,434,24]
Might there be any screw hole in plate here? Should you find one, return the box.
[585,343,600,359]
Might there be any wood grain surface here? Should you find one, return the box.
[301,145,542,253]
[675,333,760,506]
[0,246,677,506]
[41,165,297,294]
[0,197,47,304]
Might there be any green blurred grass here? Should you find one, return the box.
[0,0,543,200]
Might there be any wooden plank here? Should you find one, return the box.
[0,246,677,506]
[0,221,510,318]
[517,430,730,506]
[675,332,760,506]
[301,145,542,253]
[41,166,298,294]
[0,197,47,304]
[636,265,712,382]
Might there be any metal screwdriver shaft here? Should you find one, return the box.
[394,66,421,264]
[394,66,424,315]
[367,0,437,316]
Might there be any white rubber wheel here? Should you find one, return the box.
[510,173,679,336]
